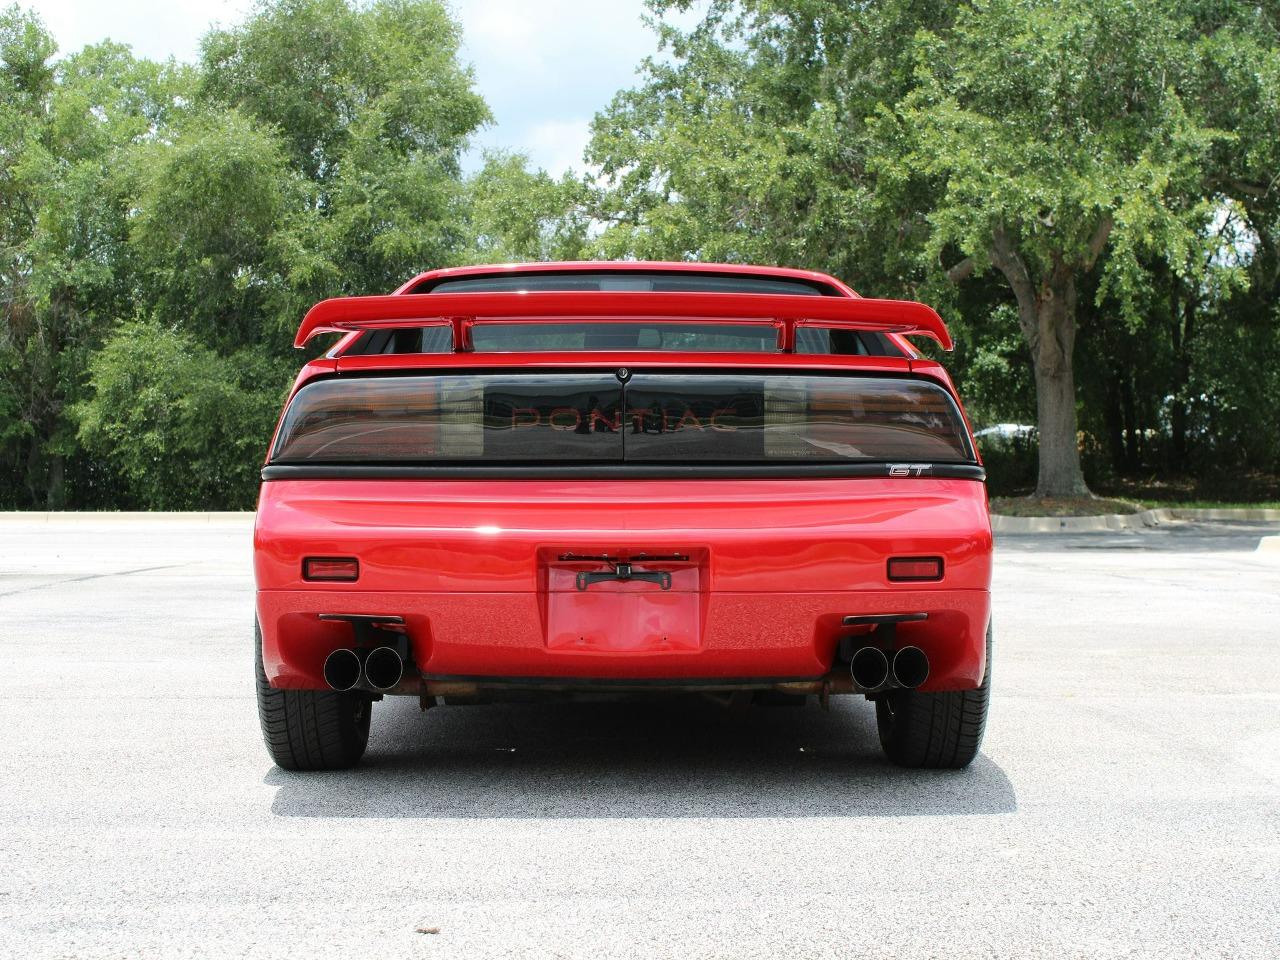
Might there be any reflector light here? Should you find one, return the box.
[303,557,359,582]
[887,557,943,582]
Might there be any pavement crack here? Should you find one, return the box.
[0,563,191,597]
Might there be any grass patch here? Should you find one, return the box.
[1093,471,1280,506]
[988,471,1280,515]
[989,494,1280,516]
[990,496,1145,517]
[1149,500,1280,510]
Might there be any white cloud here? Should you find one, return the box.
[454,0,657,74]
[33,0,252,63]
[32,0,701,175]
[524,117,594,177]
[450,0,660,175]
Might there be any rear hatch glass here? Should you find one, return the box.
[624,374,971,462]
[271,373,974,465]
[364,325,888,355]
[270,374,621,463]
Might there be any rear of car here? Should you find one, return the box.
[254,263,993,771]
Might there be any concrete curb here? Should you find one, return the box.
[992,507,1280,534]
[0,511,253,522]
[1257,536,1280,555]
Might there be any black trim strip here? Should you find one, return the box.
[842,613,930,626]
[261,463,986,481]
[422,673,822,688]
[318,614,406,624]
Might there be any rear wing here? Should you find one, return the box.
[294,290,953,351]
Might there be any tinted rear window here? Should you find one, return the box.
[625,374,973,462]
[271,373,972,465]
[271,374,621,463]
[469,323,780,353]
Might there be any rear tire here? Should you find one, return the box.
[875,624,991,769]
[255,623,371,770]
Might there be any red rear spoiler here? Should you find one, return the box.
[294,290,953,351]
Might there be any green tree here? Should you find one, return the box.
[877,0,1227,496]
[588,0,1279,498]
[74,320,285,509]
[7,0,1278,510]
[0,7,191,507]
[63,0,491,510]
[129,109,296,352]
[587,1,961,283]
[464,151,592,262]
[0,0,491,509]
[200,0,490,303]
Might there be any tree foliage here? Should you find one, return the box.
[464,151,592,262]
[0,7,193,507]
[1,0,495,509]
[587,0,1280,497]
[199,0,489,302]
[73,321,284,509]
[2,0,1279,509]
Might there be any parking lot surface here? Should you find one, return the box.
[1,516,1278,959]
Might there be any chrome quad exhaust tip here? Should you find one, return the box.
[322,648,362,692]
[849,646,891,691]
[891,646,930,689]
[848,645,931,691]
[362,645,405,692]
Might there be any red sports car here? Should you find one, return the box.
[254,262,992,770]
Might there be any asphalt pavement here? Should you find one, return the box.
[1,515,1277,959]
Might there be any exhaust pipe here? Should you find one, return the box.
[892,646,930,689]
[323,648,362,692]
[363,645,405,691]
[849,646,890,690]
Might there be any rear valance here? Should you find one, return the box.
[294,291,953,351]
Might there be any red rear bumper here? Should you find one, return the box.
[254,478,992,691]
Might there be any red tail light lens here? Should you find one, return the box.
[303,557,359,582]
[887,557,943,582]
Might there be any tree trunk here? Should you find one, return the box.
[1028,279,1090,498]
[24,436,42,508]
[1120,374,1140,472]
[46,453,65,510]
[1102,371,1125,476]
[1168,288,1194,470]
[988,229,1093,499]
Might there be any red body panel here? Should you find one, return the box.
[257,262,991,694]
[255,478,991,690]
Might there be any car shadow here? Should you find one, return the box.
[266,695,1016,819]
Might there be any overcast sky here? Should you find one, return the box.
[33,0,685,176]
